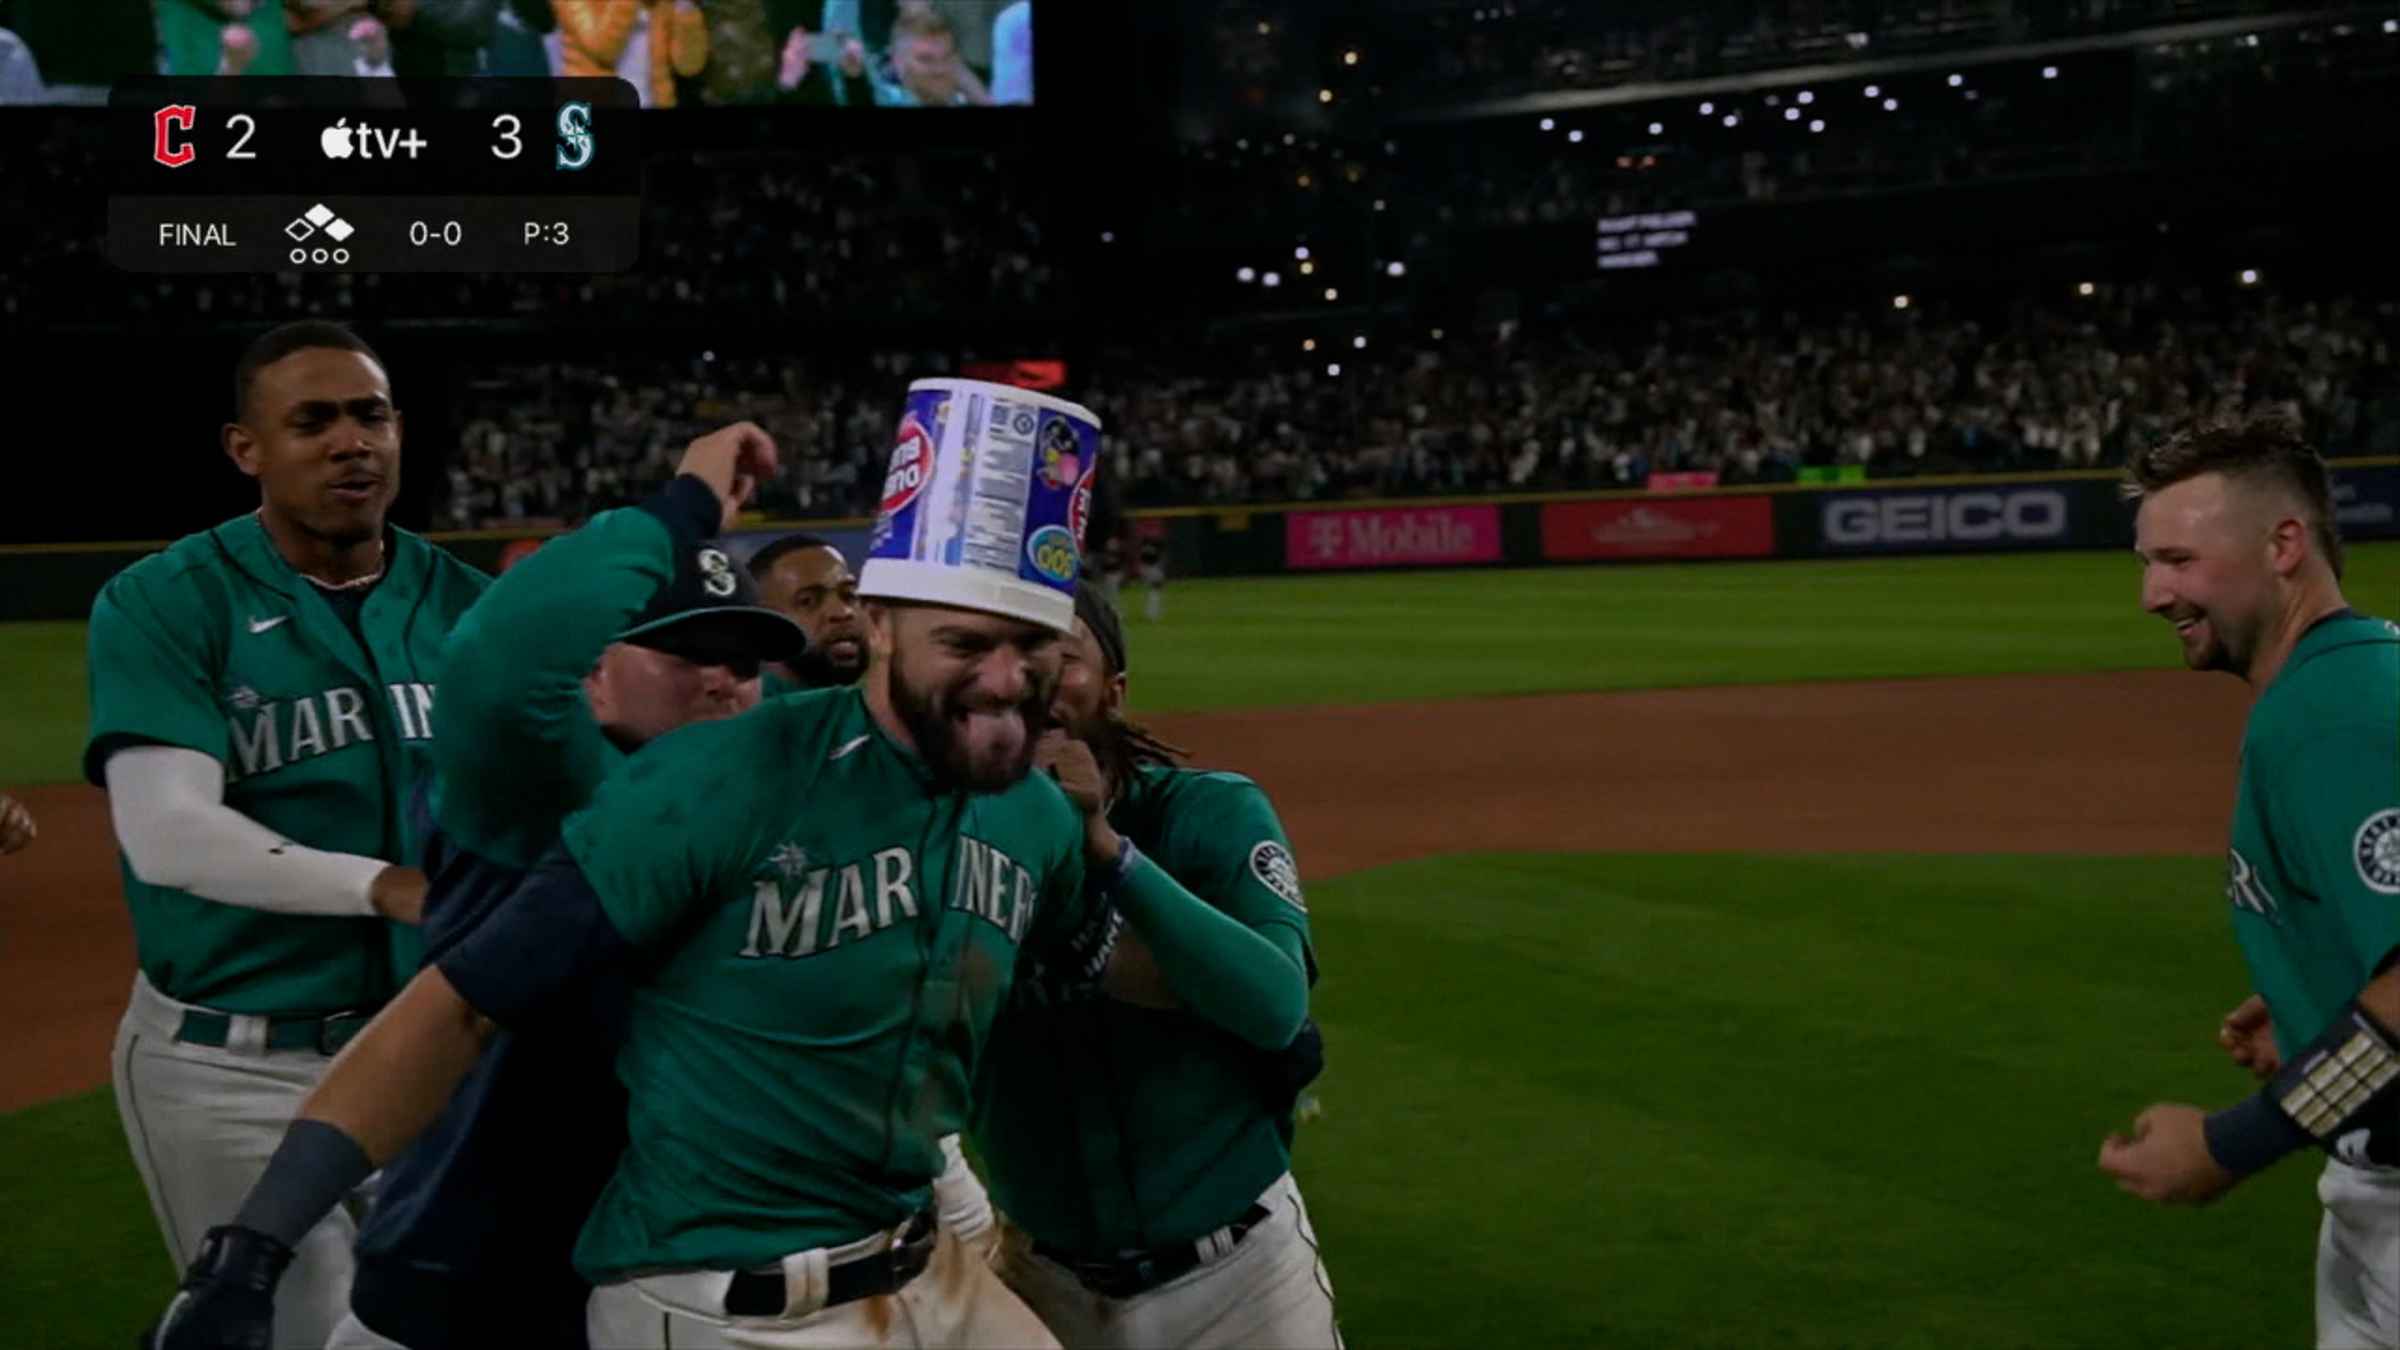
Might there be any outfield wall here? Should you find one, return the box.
[4,461,2394,621]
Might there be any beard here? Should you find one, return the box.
[888,641,1051,792]
[795,641,866,689]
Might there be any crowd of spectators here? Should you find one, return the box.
[428,283,2395,526]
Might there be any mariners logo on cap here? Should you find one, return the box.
[2356,809,2400,895]
[699,547,738,599]
[1250,840,1306,912]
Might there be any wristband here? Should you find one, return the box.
[2206,1001,2400,1176]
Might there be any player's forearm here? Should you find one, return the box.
[2358,957,2400,1030]
[1107,849,1310,1049]
[106,747,386,915]
[229,967,495,1251]
[303,965,495,1164]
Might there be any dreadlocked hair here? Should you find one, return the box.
[1097,716,1187,794]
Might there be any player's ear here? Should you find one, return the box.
[2268,515,2310,578]
[223,421,262,479]
[1106,671,1128,716]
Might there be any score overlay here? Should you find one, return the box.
[108,77,642,274]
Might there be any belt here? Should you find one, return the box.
[723,1209,937,1318]
[174,1008,373,1056]
[1037,1204,1271,1301]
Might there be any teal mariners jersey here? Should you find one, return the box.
[2225,610,2400,1055]
[975,763,1318,1256]
[83,514,488,1013]
[558,688,1090,1280]
[428,504,685,867]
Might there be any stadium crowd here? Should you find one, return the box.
[433,283,2395,525]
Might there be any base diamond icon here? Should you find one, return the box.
[287,204,351,243]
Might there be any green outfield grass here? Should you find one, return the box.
[0,850,2320,1348]
[10,544,2394,785]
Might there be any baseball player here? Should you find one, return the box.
[746,528,1000,1256]
[748,531,868,693]
[1136,531,1166,622]
[320,425,806,1349]
[89,321,488,1347]
[979,582,1340,1349]
[2097,419,2400,1350]
[0,792,34,855]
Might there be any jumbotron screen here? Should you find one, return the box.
[8,1,1037,110]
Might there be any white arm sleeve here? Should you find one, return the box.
[104,745,386,917]
[932,1132,995,1242]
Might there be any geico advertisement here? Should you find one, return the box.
[1817,486,2074,552]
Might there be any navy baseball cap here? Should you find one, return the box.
[617,541,810,667]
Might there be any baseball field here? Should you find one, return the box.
[7,543,2394,1348]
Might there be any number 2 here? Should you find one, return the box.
[491,114,522,160]
[226,113,257,160]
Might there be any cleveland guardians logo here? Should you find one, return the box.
[153,105,197,168]
[555,101,595,170]
[2356,809,2400,895]
[1250,840,1306,912]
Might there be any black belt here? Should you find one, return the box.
[1037,1204,1271,1301]
[174,1008,373,1056]
[723,1209,937,1318]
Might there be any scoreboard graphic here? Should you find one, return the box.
[108,77,642,274]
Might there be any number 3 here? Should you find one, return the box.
[491,114,522,160]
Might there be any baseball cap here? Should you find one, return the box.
[617,541,810,669]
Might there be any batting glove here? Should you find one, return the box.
[140,1225,292,1350]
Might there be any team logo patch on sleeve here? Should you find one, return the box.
[1250,840,1305,911]
[2356,809,2400,895]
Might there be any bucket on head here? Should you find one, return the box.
[858,377,1102,634]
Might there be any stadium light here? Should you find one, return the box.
[1785,108,1800,121]
[1300,260,1315,275]
[1386,260,1406,278]
[2077,281,2095,296]
[1699,101,1714,115]
[2043,65,2059,78]
[2387,18,2398,33]
[1541,116,1556,131]
[1257,20,1270,34]
[1864,84,1880,98]
[1295,244,1310,260]
[1303,338,1316,351]
[1319,88,1333,104]
[1263,271,1282,287]
[1327,363,1342,377]
[2240,269,2260,286]
[1568,129,1585,143]
[1324,287,1339,301]
[1892,294,1911,309]
[1345,50,1360,65]
[1722,114,1738,127]
[1284,132,1296,146]
[1648,121,1663,135]
[1296,173,1311,187]
[1948,73,1964,87]
[1432,328,1445,340]
[1237,266,1256,283]
[1354,334,1368,348]
[1374,198,1387,211]
[1798,90,1815,104]
[1809,119,1826,133]
[1101,231,1114,243]
[702,350,716,362]
[1883,97,1900,111]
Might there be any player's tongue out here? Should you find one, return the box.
[955,702,1027,763]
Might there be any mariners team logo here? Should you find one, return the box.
[1025,525,1078,585]
[555,101,595,170]
[698,547,737,599]
[2356,809,2400,895]
[1250,840,1305,912]
[1036,416,1083,491]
